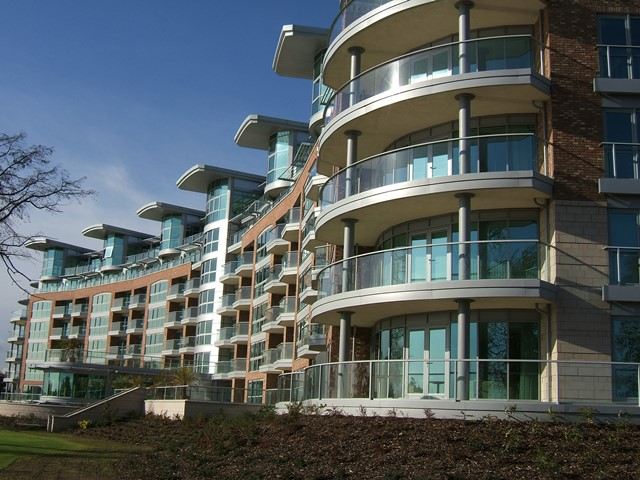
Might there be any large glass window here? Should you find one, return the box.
[206,180,229,223]
[312,50,333,117]
[41,248,65,277]
[247,380,263,404]
[612,316,640,402]
[149,281,168,304]
[598,15,640,79]
[201,259,217,284]
[161,215,183,250]
[267,132,290,184]
[198,288,216,315]
[103,234,125,266]
[203,228,219,255]
[374,311,539,400]
[196,320,212,346]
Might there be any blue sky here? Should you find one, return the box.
[0,1,336,358]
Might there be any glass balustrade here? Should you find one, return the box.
[325,36,535,126]
[329,0,392,44]
[282,252,299,270]
[218,327,235,341]
[318,240,544,298]
[235,286,252,301]
[609,247,640,285]
[320,134,540,207]
[39,250,200,293]
[223,261,239,276]
[598,44,640,79]
[603,143,640,179]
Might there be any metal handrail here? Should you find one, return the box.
[316,238,544,278]
[324,34,539,123]
[319,133,541,205]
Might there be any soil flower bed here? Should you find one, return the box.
[78,408,640,480]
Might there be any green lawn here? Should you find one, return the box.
[0,429,139,479]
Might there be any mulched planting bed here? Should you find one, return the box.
[79,411,640,480]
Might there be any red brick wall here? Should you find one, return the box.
[547,0,640,200]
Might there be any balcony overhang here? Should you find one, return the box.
[81,224,153,241]
[273,24,329,79]
[311,279,556,327]
[24,237,92,254]
[234,115,308,150]
[323,0,545,88]
[316,171,553,246]
[176,164,265,194]
[136,202,205,222]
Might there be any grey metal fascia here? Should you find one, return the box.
[594,78,640,95]
[176,164,265,193]
[316,171,553,233]
[273,24,329,79]
[312,279,557,322]
[598,178,640,196]
[602,285,640,303]
[234,114,309,150]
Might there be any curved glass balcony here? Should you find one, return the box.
[318,240,544,298]
[324,35,535,127]
[320,134,541,207]
[329,0,392,45]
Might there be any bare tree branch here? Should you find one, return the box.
[0,132,94,288]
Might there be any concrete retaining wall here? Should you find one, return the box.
[145,399,261,419]
[47,387,146,432]
[297,398,640,423]
[0,402,77,423]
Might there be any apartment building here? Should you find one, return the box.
[5,0,640,411]
[4,168,263,402]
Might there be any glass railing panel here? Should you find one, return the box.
[126,344,142,355]
[329,0,392,44]
[277,342,294,360]
[167,311,184,324]
[325,36,534,126]
[179,336,195,348]
[263,348,279,365]
[237,252,254,267]
[50,327,69,337]
[54,305,72,316]
[321,134,539,207]
[318,240,542,298]
[223,261,239,275]
[220,293,235,308]
[236,322,249,336]
[169,283,185,296]
[163,339,180,351]
[287,207,301,224]
[235,286,252,301]
[603,143,640,179]
[609,248,640,285]
[126,319,144,330]
[130,294,147,305]
[283,252,299,269]
[279,296,296,313]
[185,278,200,290]
[218,327,235,341]
[70,326,86,336]
[598,45,640,79]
